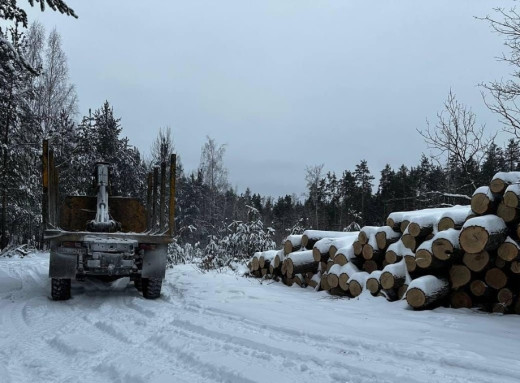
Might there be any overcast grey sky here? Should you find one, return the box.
[28,0,513,198]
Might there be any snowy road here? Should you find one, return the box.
[1,253,520,383]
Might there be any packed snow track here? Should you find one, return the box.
[1,253,520,383]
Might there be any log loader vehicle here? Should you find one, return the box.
[42,140,176,300]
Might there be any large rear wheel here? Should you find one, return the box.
[142,278,162,299]
[51,278,71,301]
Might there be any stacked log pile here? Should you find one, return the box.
[247,171,520,315]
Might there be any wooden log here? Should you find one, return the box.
[404,254,417,274]
[320,273,330,291]
[259,250,278,269]
[261,268,268,277]
[415,247,447,270]
[338,262,360,291]
[408,206,468,237]
[459,215,507,254]
[498,237,520,262]
[285,250,317,276]
[504,183,520,208]
[327,233,359,259]
[385,239,411,264]
[470,280,491,298]
[302,230,351,249]
[313,234,358,262]
[449,265,472,289]
[490,171,520,195]
[495,256,507,269]
[353,240,363,256]
[380,259,408,290]
[492,302,509,314]
[281,259,287,275]
[431,229,461,261]
[348,271,369,297]
[365,270,383,295]
[358,226,379,245]
[362,260,378,273]
[485,267,508,290]
[406,276,449,309]
[450,290,473,309]
[283,276,294,286]
[362,234,383,261]
[375,226,401,250]
[293,273,306,287]
[283,234,302,255]
[471,186,497,215]
[512,261,520,274]
[273,250,284,268]
[251,252,261,271]
[462,250,491,273]
[437,205,472,232]
[401,230,417,251]
[326,259,334,272]
[327,264,342,288]
[497,201,520,224]
[497,287,515,306]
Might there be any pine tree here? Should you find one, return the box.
[354,160,374,225]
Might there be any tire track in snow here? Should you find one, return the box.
[159,283,520,383]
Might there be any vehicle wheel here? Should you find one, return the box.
[142,278,162,299]
[134,277,143,291]
[51,278,71,301]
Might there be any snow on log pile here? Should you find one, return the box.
[247,171,520,315]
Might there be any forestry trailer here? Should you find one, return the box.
[42,140,176,300]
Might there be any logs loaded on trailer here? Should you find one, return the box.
[246,171,520,316]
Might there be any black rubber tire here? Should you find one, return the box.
[51,278,71,301]
[134,277,143,292]
[142,278,162,299]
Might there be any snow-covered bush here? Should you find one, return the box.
[166,237,203,267]
[201,206,276,270]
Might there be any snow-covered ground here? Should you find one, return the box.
[1,253,520,383]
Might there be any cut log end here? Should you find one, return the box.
[470,280,488,297]
[404,255,416,273]
[498,241,519,262]
[385,250,398,264]
[490,178,506,194]
[362,260,378,273]
[504,190,519,208]
[432,238,454,261]
[437,217,455,232]
[366,278,380,295]
[327,273,339,289]
[353,241,363,256]
[462,251,490,273]
[312,247,322,262]
[450,291,473,309]
[449,265,471,289]
[380,272,395,290]
[406,288,426,309]
[471,193,493,215]
[338,273,349,291]
[401,234,416,251]
[349,280,363,297]
[485,268,508,290]
[415,249,433,269]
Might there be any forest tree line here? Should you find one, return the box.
[3,2,520,262]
